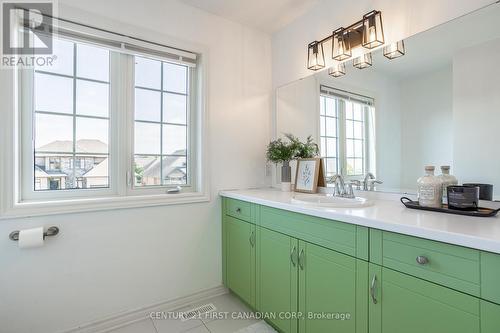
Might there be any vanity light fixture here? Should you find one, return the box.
[332,28,352,61]
[306,10,388,72]
[328,62,346,77]
[307,41,325,70]
[353,53,373,69]
[383,40,405,59]
[362,10,385,49]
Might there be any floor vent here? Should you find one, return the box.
[181,303,216,321]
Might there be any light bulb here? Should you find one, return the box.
[369,26,376,43]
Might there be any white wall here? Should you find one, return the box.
[276,75,318,141]
[272,0,495,88]
[453,38,500,197]
[400,66,453,189]
[0,1,272,332]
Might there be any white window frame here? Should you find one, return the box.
[319,85,375,181]
[0,17,209,219]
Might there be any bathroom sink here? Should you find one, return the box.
[291,194,373,208]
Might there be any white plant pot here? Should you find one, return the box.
[281,182,292,192]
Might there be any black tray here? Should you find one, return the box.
[400,197,500,217]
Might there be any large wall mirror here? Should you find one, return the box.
[275,3,500,199]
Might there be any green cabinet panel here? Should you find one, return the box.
[370,230,480,296]
[298,241,368,333]
[481,300,500,333]
[256,227,298,333]
[481,251,500,304]
[226,216,256,308]
[368,264,480,333]
[259,205,367,259]
[225,198,254,223]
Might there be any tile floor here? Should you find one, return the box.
[108,293,276,333]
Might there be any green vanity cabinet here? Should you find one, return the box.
[225,215,256,308]
[256,226,298,333]
[368,264,480,333]
[221,197,500,333]
[298,240,368,333]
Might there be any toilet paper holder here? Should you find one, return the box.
[9,226,60,241]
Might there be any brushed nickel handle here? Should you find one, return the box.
[370,274,378,304]
[298,249,305,270]
[249,231,255,247]
[416,256,429,265]
[290,246,297,267]
[236,208,242,213]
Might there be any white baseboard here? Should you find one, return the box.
[60,285,228,333]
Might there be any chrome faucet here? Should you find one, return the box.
[363,172,383,191]
[327,174,355,198]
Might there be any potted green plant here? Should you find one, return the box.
[266,134,320,191]
[266,137,296,191]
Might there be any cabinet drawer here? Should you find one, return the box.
[259,205,368,259]
[377,231,480,296]
[225,198,253,223]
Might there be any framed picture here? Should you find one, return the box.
[294,158,324,193]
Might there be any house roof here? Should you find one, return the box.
[142,150,187,178]
[83,158,108,178]
[34,166,49,177]
[37,140,108,154]
[35,166,66,178]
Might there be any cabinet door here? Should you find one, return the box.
[226,216,255,308]
[481,300,500,333]
[256,227,298,333]
[368,264,480,333]
[298,241,368,333]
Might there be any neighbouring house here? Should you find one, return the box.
[34,141,187,190]
[34,139,108,190]
[136,149,187,186]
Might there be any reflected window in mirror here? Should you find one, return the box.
[319,86,375,180]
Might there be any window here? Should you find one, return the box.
[33,40,110,191]
[319,85,375,179]
[11,17,206,212]
[133,57,189,187]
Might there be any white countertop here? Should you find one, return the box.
[220,188,500,254]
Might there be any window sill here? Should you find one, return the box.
[0,191,210,220]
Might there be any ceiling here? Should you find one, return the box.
[179,0,319,33]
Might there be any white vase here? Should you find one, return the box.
[438,165,458,201]
[417,166,443,208]
[281,182,292,192]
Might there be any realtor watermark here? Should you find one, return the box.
[1,0,57,68]
[149,311,352,321]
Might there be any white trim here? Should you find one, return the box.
[1,191,210,220]
[59,285,227,333]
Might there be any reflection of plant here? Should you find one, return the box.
[267,134,320,164]
[134,163,144,183]
[284,134,319,159]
